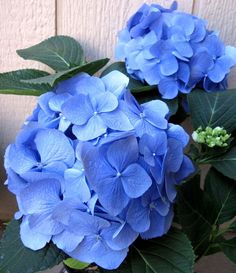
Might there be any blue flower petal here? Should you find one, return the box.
[53,230,84,252]
[126,199,150,232]
[28,212,64,235]
[72,115,107,141]
[102,71,129,98]
[175,155,195,183]
[101,109,133,131]
[165,173,177,202]
[62,94,93,125]
[173,13,195,36]
[64,162,91,203]
[141,208,173,239]
[142,100,169,128]
[69,211,110,236]
[8,144,37,174]
[103,222,138,251]
[122,163,152,198]
[159,77,179,99]
[20,216,51,250]
[96,177,130,216]
[164,139,183,172]
[34,129,74,166]
[92,92,118,113]
[208,56,232,83]
[68,235,128,270]
[106,136,138,172]
[18,179,61,215]
[167,124,189,147]
[160,55,179,76]
[48,93,71,112]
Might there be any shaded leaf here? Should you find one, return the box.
[133,230,194,273]
[0,69,51,96]
[188,89,236,132]
[177,175,216,256]
[205,168,236,224]
[220,237,236,264]
[17,36,85,71]
[178,169,236,258]
[102,229,194,273]
[211,147,236,180]
[0,219,67,273]
[22,58,110,87]
[228,220,236,232]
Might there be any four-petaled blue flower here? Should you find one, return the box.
[81,136,152,215]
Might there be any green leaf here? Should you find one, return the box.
[101,61,144,90]
[188,89,236,132]
[205,168,236,224]
[64,258,89,270]
[228,220,236,231]
[0,219,67,273]
[0,69,51,96]
[102,229,194,273]
[133,229,194,273]
[22,58,110,87]
[177,175,216,256]
[17,35,85,71]
[220,237,236,264]
[178,169,236,257]
[211,147,236,180]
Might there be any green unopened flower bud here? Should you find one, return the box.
[192,126,231,148]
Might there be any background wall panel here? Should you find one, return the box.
[0,0,56,219]
[57,0,194,61]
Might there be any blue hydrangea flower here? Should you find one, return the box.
[6,128,74,179]
[120,91,169,136]
[116,2,236,99]
[80,136,152,216]
[5,71,194,270]
[126,185,174,239]
[62,91,132,141]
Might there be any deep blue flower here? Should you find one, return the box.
[66,211,128,269]
[126,185,173,239]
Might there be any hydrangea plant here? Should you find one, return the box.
[1,2,236,273]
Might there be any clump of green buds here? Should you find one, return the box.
[192,126,231,148]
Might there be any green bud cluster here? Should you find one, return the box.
[192,126,231,148]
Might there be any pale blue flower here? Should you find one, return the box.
[5,70,195,270]
[116,2,236,98]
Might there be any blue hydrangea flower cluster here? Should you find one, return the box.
[116,1,236,99]
[4,71,194,269]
